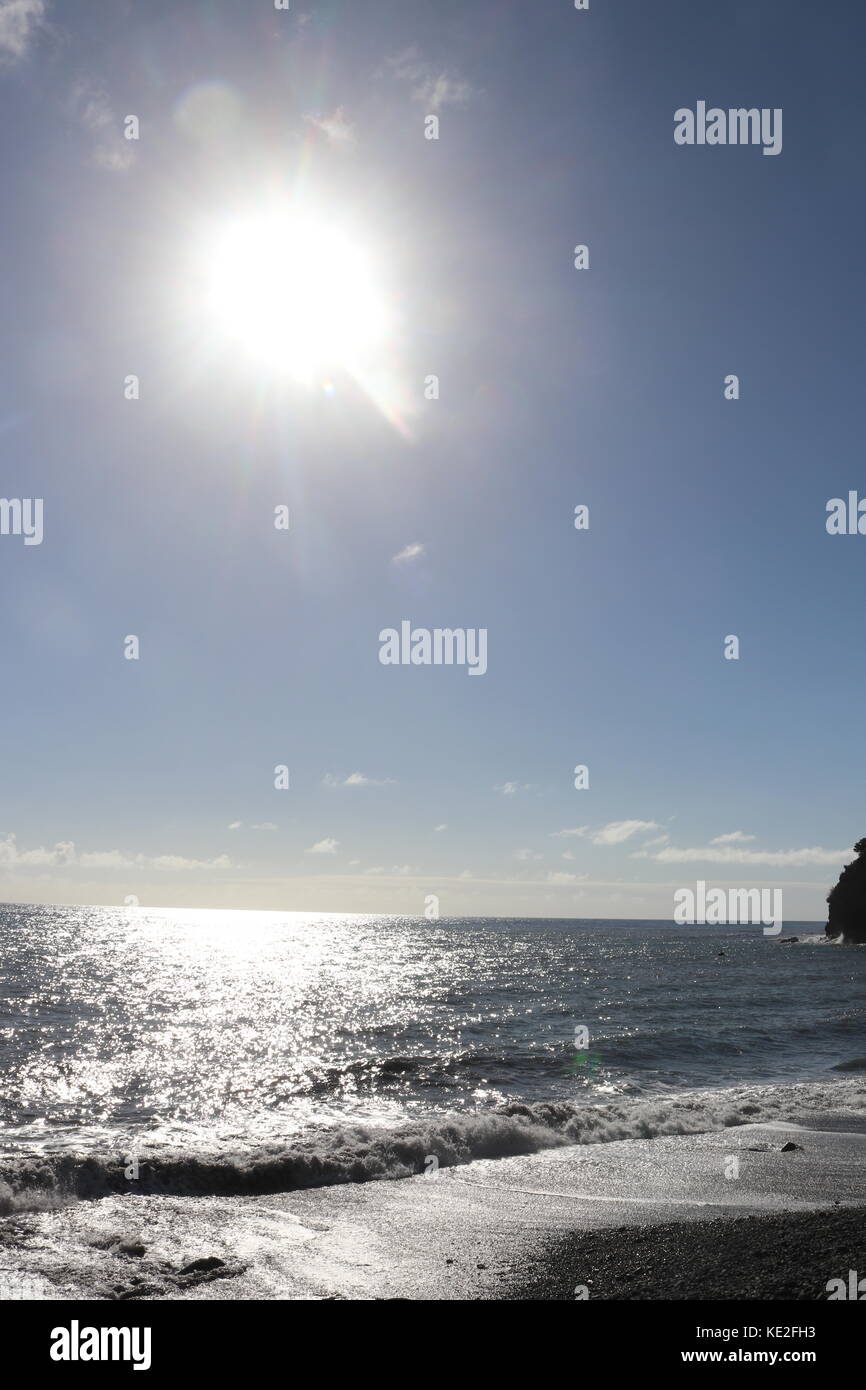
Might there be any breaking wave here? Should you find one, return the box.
[2,1078,863,1207]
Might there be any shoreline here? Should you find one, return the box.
[2,1120,865,1300]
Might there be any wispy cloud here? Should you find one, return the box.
[0,833,229,872]
[550,826,588,839]
[495,781,531,796]
[391,542,425,564]
[634,842,850,867]
[592,820,660,845]
[323,772,397,788]
[386,47,475,111]
[419,73,474,111]
[710,831,755,845]
[434,824,447,833]
[70,80,136,172]
[0,0,45,63]
[149,853,231,871]
[306,838,339,855]
[305,106,356,149]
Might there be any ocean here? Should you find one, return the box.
[1,904,864,1211]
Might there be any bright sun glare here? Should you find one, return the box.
[205,210,390,384]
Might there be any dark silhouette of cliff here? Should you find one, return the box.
[826,839,866,942]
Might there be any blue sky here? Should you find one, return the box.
[0,0,863,918]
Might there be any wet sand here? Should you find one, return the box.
[1,1121,864,1300]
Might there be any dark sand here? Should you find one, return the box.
[505,1207,866,1300]
[3,1122,865,1299]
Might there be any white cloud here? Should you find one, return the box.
[306,838,339,855]
[434,824,447,833]
[251,822,277,831]
[516,848,542,862]
[562,851,574,861]
[305,106,356,148]
[386,46,475,111]
[635,843,850,867]
[551,826,588,839]
[361,863,412,877]
[391,542,425,564]
[324,772,396,787]
[547,871,587,885]
[417,73,474,111]
[495,782,530,796]
[227,821,242,830]
[458,870,473,879]
[150,853,230,871]
[710,831,756,845]
[641,834,670,848]
[4,839,76,868]
[592,820,660,845]
[386,47,425,80]
[70,80,136,173]
[78,850,132,870]
[0,0,45,62]
[0,834,231,872]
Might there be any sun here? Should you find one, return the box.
[204,207,391,384]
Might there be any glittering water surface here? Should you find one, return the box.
[0,905,863,1158]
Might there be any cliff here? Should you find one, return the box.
[826,839,866,943]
